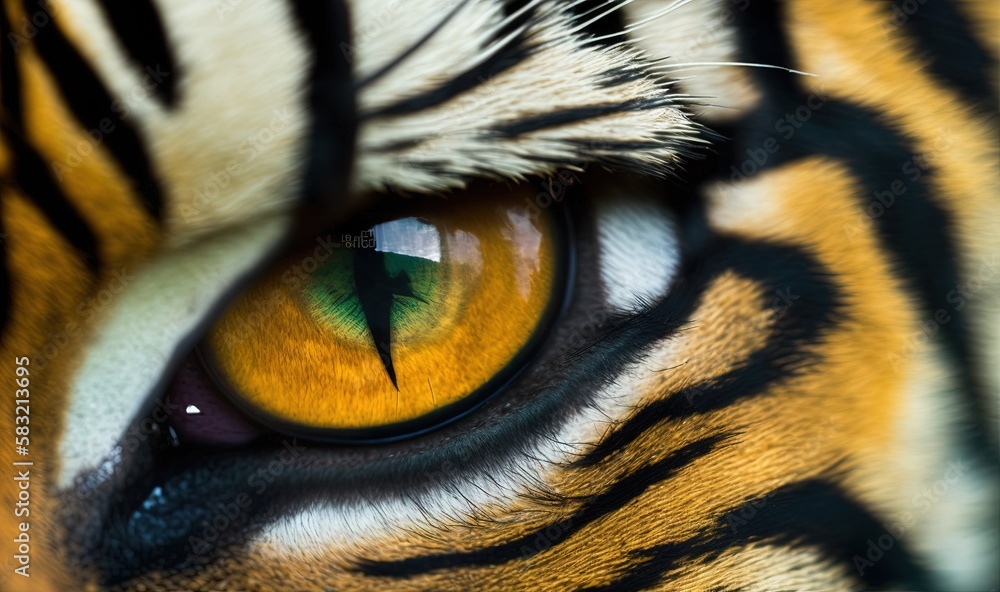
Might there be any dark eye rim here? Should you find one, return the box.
[194,199,577,445]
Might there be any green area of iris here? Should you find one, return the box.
[304,247,444,342]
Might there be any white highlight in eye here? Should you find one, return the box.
[447,229,483,271]
[502,209,543,301]
[185,405,202,415]
[374,217,442,262]
[595,194,681,312]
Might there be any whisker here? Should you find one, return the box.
[622,0,698,32]
[586,0,698,43]
[464,0,545,66]
[654,61,818,76]
[565,0,636,36]
[473,0,546,47]
[563,0,621,19]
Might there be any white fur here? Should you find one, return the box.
[892,344,1000,590]
[595,191,681,311]
[56,216,290,488]
[350,0,702,193]
[52,0,312,486]
[624,0,761,122]
[57,0,311,243]
[703,172,783,233]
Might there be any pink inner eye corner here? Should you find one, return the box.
[163,355,265,447]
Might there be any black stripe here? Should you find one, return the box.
[1,124,102,269]
[355,0,538,120]
[0,198,9,336]
[732,0,799,96]
[493,97,677,136]
[578,480,931,591]
[93,0,178,106]
[24,0,165,220]
[577,239,841,467]
[356,434,730,577]
[0,5,22,119]
[760,101,988,461]
[883,0,996,108]
[1,10,14,337]
[353,0,475,90]
[1,5,101,269]
[360,27,534,121]
[1,9,14,336]
[708,480,931,589]
[287,0,356,234]
[597,63,656,88]
[728,0,997,462]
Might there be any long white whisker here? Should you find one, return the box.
[624,0,697,31]
[563,0,619,19]
[586,0,697,42]
[654,61,818,76]
[565,0,636,36]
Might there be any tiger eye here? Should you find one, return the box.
[201,187,568,441]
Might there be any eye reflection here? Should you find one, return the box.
[374,217,441,262]
[503,209,544,302]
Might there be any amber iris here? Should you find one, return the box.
[202,187,564,440]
